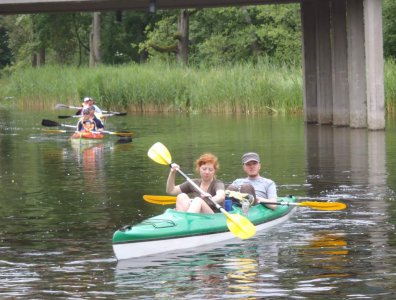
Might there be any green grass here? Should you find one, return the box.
[0,60,304,114]
[385,59,396,114]
[2,59,396,114]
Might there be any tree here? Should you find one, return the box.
[176,9,189,65]
[0,24,12,69]
[141,5,301,66]
[90,12,101,67]
[100,11,153,64]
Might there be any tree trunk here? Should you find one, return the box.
[37,47,45,66]
[240,6,260,56]
[177,9,189,65]
[31,53,37,67]
[90,12,101,67]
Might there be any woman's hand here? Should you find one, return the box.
[170,163,180,173]
[167,163,181,195]
[200,192,212,199]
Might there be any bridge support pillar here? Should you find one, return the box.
[347,0,367,128]
[364,0,385,130]
[301,0,318,123]
[332,0,349,126]
[301,0,385,130]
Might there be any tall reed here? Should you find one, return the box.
[0,60,302,114]
[385,59,396,114]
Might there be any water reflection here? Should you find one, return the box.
[115,241,276,298]
[297,231,349,276]
[225,257,259,296]
[70,141,106,194]
[305,124,388,198]
[302,125,394,296]
[2,111,396,298]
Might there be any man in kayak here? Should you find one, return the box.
[75,97,103,116]
[166,153,225,214]
[83,97,102,115]
[228,152,278,210]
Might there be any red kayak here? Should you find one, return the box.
[70,131,105,143]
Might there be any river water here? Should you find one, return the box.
[1,108,396,299]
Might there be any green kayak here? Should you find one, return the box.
[112,196,296,260]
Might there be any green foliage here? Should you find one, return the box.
[253,5,301,63]
[141,5,301,66]
[190,8,257,65]
[383,0,396,59]
[101,11,154,64]
[139,11,179,62]
[0,23,12,70]
[1,15,34,69]
[31,13,88,64]
[0,13,92,68]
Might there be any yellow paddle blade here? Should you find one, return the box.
[42,129,68,133]
[147,142,172,165]
[110,131,133,137]
[143,195,176,205]
[224,212,256,239]
[143,198,175,205]
[298,201,347,211]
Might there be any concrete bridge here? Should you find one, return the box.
[0,0,385,130]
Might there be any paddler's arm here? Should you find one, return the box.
[76,120,83,132]
[204,181,225,206]
[210,189,225,206]
[256,197,277,210]
[256,182,278,210]
[166,163,182,195]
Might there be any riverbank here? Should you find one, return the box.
[1,59,395,114]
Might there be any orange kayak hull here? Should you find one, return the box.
[70,132,105,140]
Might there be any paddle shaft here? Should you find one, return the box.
[142,194,346,210]
[264,201,299,207]
[56,104,125,115]
[58,113,125,119]
[44,128,107,135]
[143,194,290,207]
[42,119,133,137]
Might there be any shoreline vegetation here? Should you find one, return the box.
[0,59,395,115]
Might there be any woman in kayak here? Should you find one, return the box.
[166,153,225,214]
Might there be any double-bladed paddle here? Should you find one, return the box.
[42,128,132,143]
[143,194,347,211]
[55,103,127,116]
[41,119,134,137]
[147,142,256,240]
[58,113,127,119]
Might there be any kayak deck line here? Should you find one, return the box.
[119,219,177,232]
